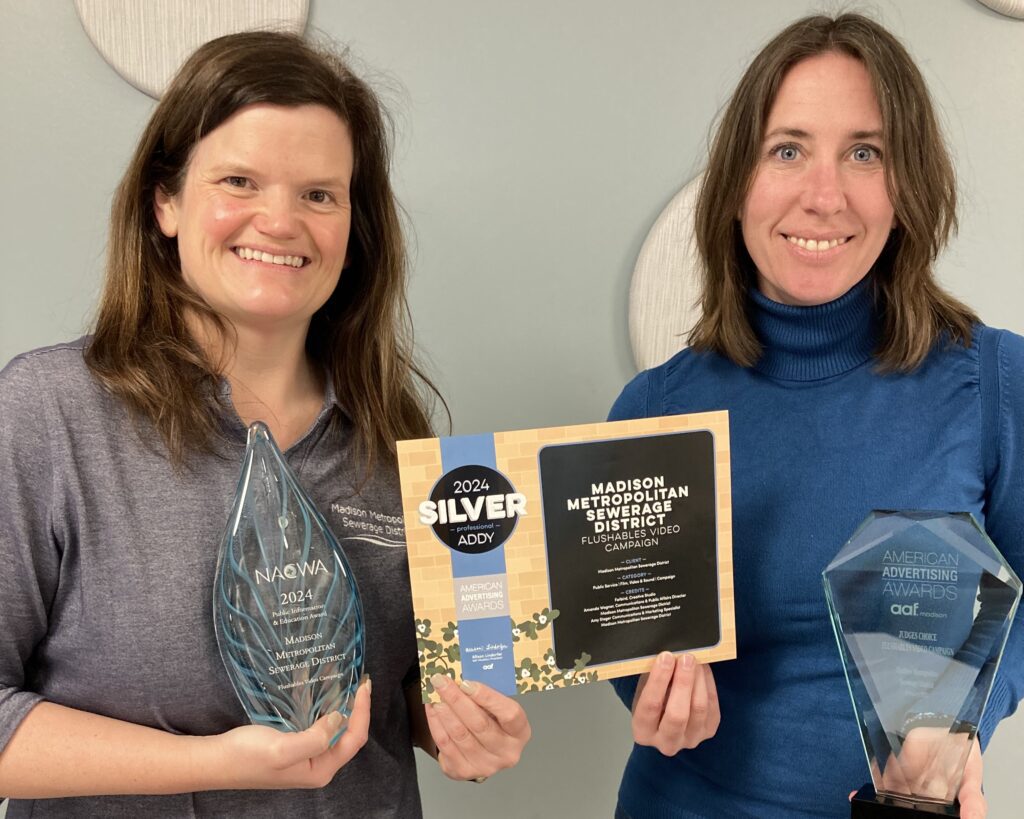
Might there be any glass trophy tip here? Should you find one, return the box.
[246,420,272,446]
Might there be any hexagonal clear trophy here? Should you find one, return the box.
[823,511,1021,817]
[214,422,364,739]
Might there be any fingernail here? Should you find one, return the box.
[459,679,477,695]
[430,673,450,690]
[361,675,372,695]
[658,651,674,668]
[682,654,695,670]
[326,711,343,731]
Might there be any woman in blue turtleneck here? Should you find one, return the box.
[609,14,1024,819]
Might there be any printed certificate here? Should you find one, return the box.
[397,412,734,701]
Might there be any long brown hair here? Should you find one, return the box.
[690,13,977,371]
[86,31,443,468]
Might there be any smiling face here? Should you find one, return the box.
[740,51,896,306]
[154,103,354,335]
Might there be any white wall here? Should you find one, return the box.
[2,1,1022,816]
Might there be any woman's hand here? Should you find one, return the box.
[209,676,371,790]
[632,651,719,756]
[849,734,985,818]
[957,739,987,819]
[423,674,531,781]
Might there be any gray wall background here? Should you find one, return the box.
[2,1,1021,816]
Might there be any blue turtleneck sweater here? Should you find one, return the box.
[608,281,1024,818]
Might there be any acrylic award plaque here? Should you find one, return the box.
[214,422,364,735]
[823,511,1021,817]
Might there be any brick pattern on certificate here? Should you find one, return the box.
[398,411,734,701]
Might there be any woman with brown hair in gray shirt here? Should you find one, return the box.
[0,31,529,817]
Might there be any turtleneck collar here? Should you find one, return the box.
[749,278,878,381]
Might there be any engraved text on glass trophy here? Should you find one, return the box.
[214,422,365,734]
[824,511,1020,816]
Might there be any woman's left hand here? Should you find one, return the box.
[849,736,986,818]
[956,739,986,819]
[423,674,531,781]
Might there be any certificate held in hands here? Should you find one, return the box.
[397,412,735,702]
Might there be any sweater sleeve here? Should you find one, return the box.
[607,369,656,710]
[608,369,654,424]
[977,329,1024,748]
[0,354,61,753]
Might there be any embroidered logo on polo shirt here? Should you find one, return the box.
[330,502,406,541]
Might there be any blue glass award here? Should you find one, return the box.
[214,422,364,734]
[824,511,1021,817]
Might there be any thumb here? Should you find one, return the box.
[267,711,343,769]
[958,781,987,819]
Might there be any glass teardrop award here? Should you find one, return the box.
[214,422,365,734]
[824,511,1021,817]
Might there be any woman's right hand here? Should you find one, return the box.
[0,677,373,799]
[632,652,719,756]
[209,676,371,790]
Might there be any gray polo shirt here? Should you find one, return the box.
[0,340,422,817]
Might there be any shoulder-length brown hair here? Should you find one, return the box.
[690,13,977,371]
[86,30,443,468]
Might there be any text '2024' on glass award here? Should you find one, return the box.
[214,422,364,737]
[824,511,1021,817]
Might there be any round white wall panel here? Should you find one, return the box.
[976,0,1024,19]
[629,174,704,372]
[75,0,309,98]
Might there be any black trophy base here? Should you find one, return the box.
[851,784,959,817]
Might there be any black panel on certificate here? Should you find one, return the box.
[539,430,720,669]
